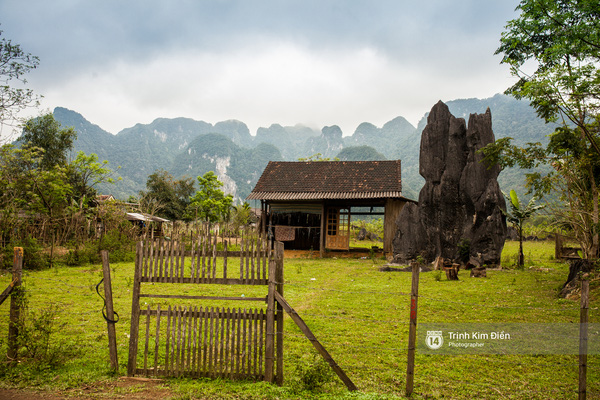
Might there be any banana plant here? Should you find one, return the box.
[502,190,546,268]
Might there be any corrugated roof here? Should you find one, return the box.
[247,160,405,201]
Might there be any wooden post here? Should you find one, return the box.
[406,261,420,396]
[319,203,326,258]
[7,247,23,362]
[274,241,284,385]
[101,250,119,371]
[579,274,589,400]
[264,241,276,383]
[127,241,144,376]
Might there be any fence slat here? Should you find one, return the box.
[154,304,161,377]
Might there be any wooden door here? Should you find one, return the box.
[325,207,350,250]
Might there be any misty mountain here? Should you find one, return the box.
[52,94,555,203]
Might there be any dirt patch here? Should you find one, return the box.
[0,377,173,400]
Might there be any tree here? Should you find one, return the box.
[484,0,600,259]
[68,151,118,210]
[503,190,546,268]
[188,171,233,223]
[139,169,195,221]
[18,113,77,170]
[0,29,40,137]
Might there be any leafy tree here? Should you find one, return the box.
[502,190,546,268]
[18,113,77,170]
[188,171,233,223]
[67,151,118,210]
[0,29,40,136]
[484,0,600,258]
[139,169,195,221]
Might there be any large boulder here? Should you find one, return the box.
[393,101,507,266]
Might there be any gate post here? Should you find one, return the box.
[7,247,23,362]
[274,241,284,385]
[265,241,276,383]
[101,250,119,371]
[127,241,143,376]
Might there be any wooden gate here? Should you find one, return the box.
[127,228,284,382]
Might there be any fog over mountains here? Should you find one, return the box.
[53,94,554,202]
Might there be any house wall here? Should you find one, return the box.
[384,199,406,253]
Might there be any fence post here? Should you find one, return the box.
[406,261,420,396]
[7,247,23,362]
[265,241,276,383]
[579,274,589,400]
[101,250,119,371]
[127,241,143,376]
[275,241,284,385]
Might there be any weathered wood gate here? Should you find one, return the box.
[127,229,284,382]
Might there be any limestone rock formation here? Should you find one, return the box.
[393,101,507,266]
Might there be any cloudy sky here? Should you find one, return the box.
[0,0,520,139]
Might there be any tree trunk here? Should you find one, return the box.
[518,222,524,268]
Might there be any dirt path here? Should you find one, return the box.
[0,377,173,399]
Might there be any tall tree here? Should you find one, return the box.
[139,169,195,221]
[18,113,76,170]
[484,0,600,258]
[0,29,40,136]
[188,171,233,223]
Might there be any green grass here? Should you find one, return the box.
[0,239,597,399]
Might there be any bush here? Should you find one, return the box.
[291,356,335,393]
[1,236,50,270]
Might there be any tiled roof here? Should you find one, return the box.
[247,160,404,201]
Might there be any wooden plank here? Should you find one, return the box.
[165,305,172,376]
[0,279,15,307]
[224,307,231,376]
[253,309,259,375]
[274,291,357,391]
[258,309,264,376]
[212,233,218,279]
[223,240,228,279]
[241,309,247,375]
[127,241,144,376]
[143,304,151,375]
[154,304,161,377]
[235,308,242,378]
[180,241,186,283]
[157,239,164,282]
[140,294,266,302]
[406,261,420,396]
[219,307,226,376]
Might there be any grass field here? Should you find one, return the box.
[0,239,597,399]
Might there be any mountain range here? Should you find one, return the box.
[53,93,555,202]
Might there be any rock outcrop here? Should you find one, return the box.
[392,101,507,266]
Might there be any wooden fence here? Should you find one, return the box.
[127,228,284,382]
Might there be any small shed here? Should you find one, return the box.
[126,212,169,237]
[247,160,415,255]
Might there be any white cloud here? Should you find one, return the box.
[32,38,513,137]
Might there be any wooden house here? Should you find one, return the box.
[247,160,415,255]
